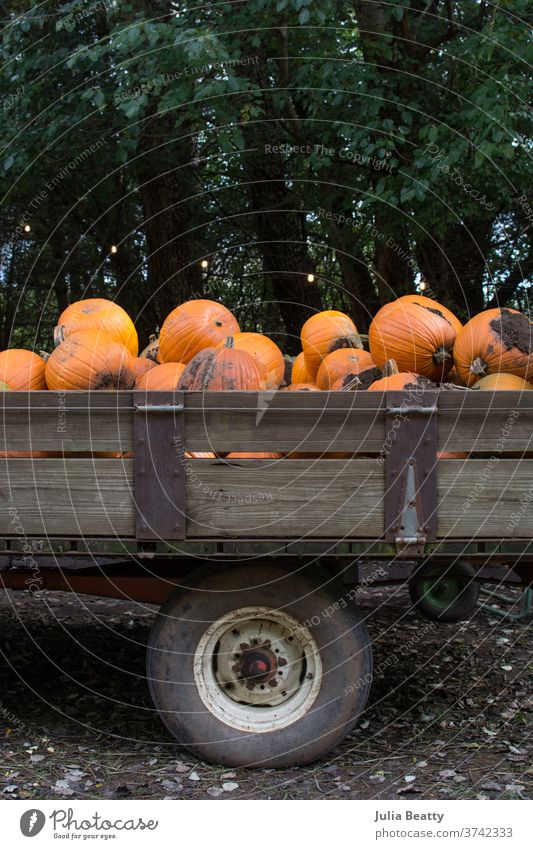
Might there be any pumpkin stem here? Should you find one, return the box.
[382,358,399,377]
[225,336,234,349]
[53,325,65,347]
[471,356,488,376]
[39,350,49,362]
[433,346,452,365]
[149,333,157,343]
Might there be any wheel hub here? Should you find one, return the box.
[232,640,288,690]
[193,608,322,731]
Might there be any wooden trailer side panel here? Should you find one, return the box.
[1,457,533,540]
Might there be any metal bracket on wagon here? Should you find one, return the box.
[134,390,186,541]
[385,390,438,558]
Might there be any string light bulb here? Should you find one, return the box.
[23,224,31,233]
[200,259,209,269]
[419,279,427,292]
[307,273,315,283]
[110,244,118,254]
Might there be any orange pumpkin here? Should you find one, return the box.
[178,337,266,391]
[301,310,362,378]
[330,366,382,391]
[184,451,216,459]
[284,382,321,391]
[0,450,49,458]
[55,298,138,357]
[474,373,533,391]
[291,351,314,384]
[368,372,436,392]
[132,357,157,382]
[218,332,284,389]
[316,349,375,390]
[135,362,186,390]
[453,308,533,386]
[159,299,240,364]
[0,349,47,390]
[45,330,135,390]
[438,451,468,459]
[227,452,283,459]
[140,334,160,362]
[369,294,461,381]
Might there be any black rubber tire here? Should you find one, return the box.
[409,560,479,623]
[147,561,373,768]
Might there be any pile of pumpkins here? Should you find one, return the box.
[0,293,532,395]
[0,294,531,461]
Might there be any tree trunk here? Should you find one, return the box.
[137,117,203,328]
[416,219,493,315]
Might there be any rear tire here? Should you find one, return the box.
[409,560,479,622]
[147,561,372,767]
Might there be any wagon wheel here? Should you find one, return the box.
[409,560,479,623]
[146,562,372,768]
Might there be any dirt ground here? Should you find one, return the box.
[0,582,531,801]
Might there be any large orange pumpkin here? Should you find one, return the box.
[0,349,47,390]
[135,362,186,390]
[301,310,362,378]
[159,299,240,364]
[284,382,321,391]
[316,349,375,390]
[178,337,266,391]
[291,351,314,384]
[55,298,138,357]
[369,294,461,381]
[453,308,533,386]
[474,373,533,391]
[45,330,135,390]
[132,357,157,382]
[218,332,284,389]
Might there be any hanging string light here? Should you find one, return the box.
[110,244,118,254]
[419,279,427,292]
[200,259,209,269]
[23,224,31,233]
[307,273,315,283]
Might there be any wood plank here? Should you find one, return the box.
[438,459,533,538]
[438,392,533,452]
[184,458,384,537]
[2,390,533,456]
[0,459,134,536]
[183,391,388,452]
[0,391,133,452]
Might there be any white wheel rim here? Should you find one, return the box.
[193,606,322,733]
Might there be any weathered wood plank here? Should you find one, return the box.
[184,458,384,537]
[437,392,533,452]
[0,391,133,451]
[183,391,388,452]
[0,459,134,536]
[1,390,533,455]
[438,459,533,537]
